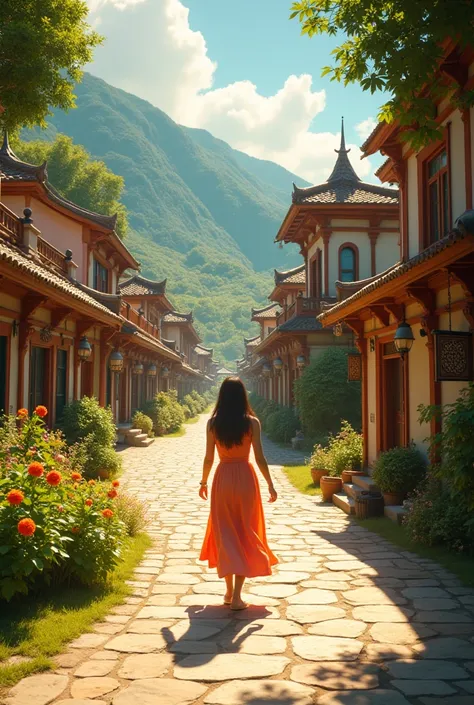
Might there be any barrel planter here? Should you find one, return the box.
[311,468,326,486]
[320,476,342,502]
[383,491,405,506]
[355,491,384,519]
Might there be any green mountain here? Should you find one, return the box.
[24,72,307,363]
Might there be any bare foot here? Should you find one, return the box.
[230,598,248,611]
[224,592,233,605]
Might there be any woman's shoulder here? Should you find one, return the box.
[249,415,260,427]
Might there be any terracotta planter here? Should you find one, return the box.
[320,476,343,502]
[341,469,365,483]
[311,468,326,486]
[383,491,405,506]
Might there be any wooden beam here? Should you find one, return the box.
[383,301,404,323]
[406,285,436,314]
[50,307,72,330]
[22,293,47,321]
[368,304,390,328]
[448,263,474,299]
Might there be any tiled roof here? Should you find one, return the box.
[0,134,117,231]
[217,367,233,375]
[0,239,121,321]
[335,267,399,300]
[119,274,167,297]
[279,316,323,332]
[196,343,213,353]
[319,213,474,321]
[291,118,398,206]
[245,336,261,348]
[162,338,177,351]
[162,310,193,324]
[274,263,306,286]
[251,302,281,319]
[194,345,212,357]
[121,324,180,360]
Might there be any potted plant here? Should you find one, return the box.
[309,444,331,486]
[326,421,363,483]
[320,464,343,502]
[372,445,427,506]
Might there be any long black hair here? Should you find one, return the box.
[210,376,254,448]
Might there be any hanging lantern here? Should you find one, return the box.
[334,322,343,337]
[394,321,415,355]
[109,350,124,373]
[133,361,144,375]
[262,362,272,378]
[296,354,306,370]
[273,357,283,374]
[147,364,157,377]
[347,352,362,381]
[77,335,92,362]
[161,366,170,378]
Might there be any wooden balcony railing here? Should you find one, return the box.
[121,301,161,341]
[276,296,334,324]
[37,236,68,275]
[0,203,22,245]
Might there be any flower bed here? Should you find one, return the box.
[0,407,126,600]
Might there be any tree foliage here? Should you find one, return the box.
[290,0,474,148]
[0,0,102,131]
[13,134,128,237]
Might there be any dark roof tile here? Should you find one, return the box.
[251,302,281,319]
[119,274,167,297]
[274,263,306,286]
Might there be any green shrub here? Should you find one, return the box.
[294,347,361,437]
[325,421,363,476]
[132,411,153,437]
[143,391,184,435]
[372,445,427,494]
[115,491,149,537]
[310,444,332,471]
[190,390,207,412]
[404,476,474,554]
[183,394,199,417]
[265,406,300,444]
[60,397,119,479]
[419,383,474,508]
[181,404,193,419]
[0,409,126,600]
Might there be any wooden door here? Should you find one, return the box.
[29,346,48,413]
[383,356,404,450]
[55,349,68,422]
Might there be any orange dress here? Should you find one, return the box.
[200,432,278,578]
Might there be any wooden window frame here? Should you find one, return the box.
[417,126,452,252]
[338,243,359,283]
[93,257,110,294]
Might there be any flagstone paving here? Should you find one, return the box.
[3,413,474,705]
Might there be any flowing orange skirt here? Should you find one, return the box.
[200,459,278,578]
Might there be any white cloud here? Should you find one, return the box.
[87,0,373,184]
[355,117,377,141]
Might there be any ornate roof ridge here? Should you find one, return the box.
[119,273,167,294]
[244,334,261,344]
[195,343,213,353]
[0,132,48,181]
[251,301,280,316]
[274,263,306,285]
[163,310,193,322]
[74,281,123,315]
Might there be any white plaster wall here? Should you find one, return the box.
[8,334,19,414]
[380,220,399,228]
[447,109,466,221]
[375,232,400,273]
[329,232,371,292]
[407,324,431,455]
[29,198,84,279]
[1,195,26,217]
[1,293,21,314]
[407,154,419,258]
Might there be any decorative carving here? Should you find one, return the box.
[406,285,435,314]
[463,303,474,330]
[448,262,474,299]
[348,353,362,381]
[433,330,473,382]
[383,301,404,323]
[50,307,72,330]
[39,326,52,343]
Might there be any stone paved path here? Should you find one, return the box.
[4,414,474,705]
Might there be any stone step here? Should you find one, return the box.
[126,428,144,438]
[384,505,407,524]
[343,482,358,499]
[352,474,379,492]
[332,492,355,515]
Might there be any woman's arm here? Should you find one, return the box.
[251,418,277,503]
[199,420,215,500]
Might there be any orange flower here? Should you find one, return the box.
[107,489,118,499]
[28,462,44,477]
[112,480,120,487]
[46,470,62,486]
[18,518,36,536]
[71,472,82,482]
[102,508,114,519]
[17,408,28,418]
[72,526,80,534]
[7,489,24,505]
[34,405,48,418]
[88,480,96,486]
[58,505,64,513]
[85,498,93,507]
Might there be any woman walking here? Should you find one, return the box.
[199,376,278,611]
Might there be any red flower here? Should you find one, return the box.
[85,498,93,507]
[88,480,96,486]
[46,470,62,486]
[17,408,28,419]
[28,462,44,477]
[18,518,36,536]
[71,473,82,481]
[71,526,80,534]
[102,509,114,519]
[112,480,120,487]
[58,505,64,512]
[34,405,48,418]
[7,489,24,505]
[107,489,118,499]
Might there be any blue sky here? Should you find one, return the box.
[87,0,385,183]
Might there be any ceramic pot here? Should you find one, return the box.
[341,469,365,483]
[320,476,343,502]
[311,468,326,486]
[383,491,405,506]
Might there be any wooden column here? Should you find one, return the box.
[358,337,369,468]
[462,109,473,210]
[369,233,379,277]
[322,232,331,296]
[98,343,107,407]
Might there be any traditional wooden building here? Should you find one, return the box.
[319,39,474,471]
[0,137,208,427]
[247,121,399,407]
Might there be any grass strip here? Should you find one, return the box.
[283,465,321,497]
[357,517,474,587]
[0,532,151,687]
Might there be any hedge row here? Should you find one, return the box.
[250,394,300,444]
